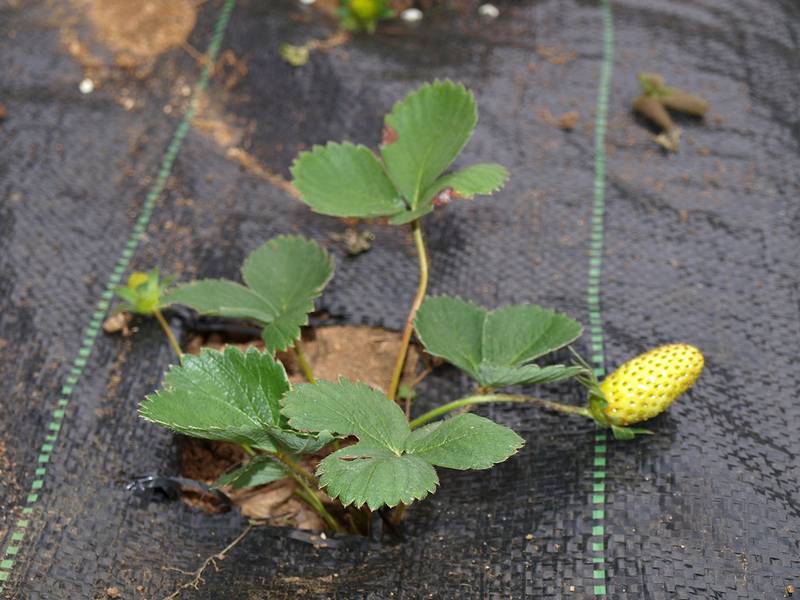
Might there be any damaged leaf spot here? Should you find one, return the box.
[382,124,398,146]
[433,187,454,207]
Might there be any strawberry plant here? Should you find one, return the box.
[163,235,333,382]
[291,79,508,406]
[134,80,703,534]
[113,269,181,359]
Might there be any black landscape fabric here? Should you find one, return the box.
[1,0,798,598]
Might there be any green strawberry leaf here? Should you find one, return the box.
[290,81,506,225]
[283,378,409,452]
[163,279,275,323]
[213,455,287,490]
[387,203,435,226]
[476,364,586,388]
[317,443,438,510]
[283,378,524,509]
[412,296,485,375]
[406,413,523,470]
[381,80,478,207]
[421,163,509,202]
[414,296,583,389]
[139,347,316,453]
[388,163,509,225]
[164,236,334,353]
[241,236,334,352]
[291,142,405,218]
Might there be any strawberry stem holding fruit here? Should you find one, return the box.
[409,344,705,441]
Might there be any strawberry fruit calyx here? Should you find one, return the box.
[572,357,652,440]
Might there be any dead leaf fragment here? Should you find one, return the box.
[557,110,579,131]
[536,44,577,65]
[330,228,374,256]
[102,312,133,336]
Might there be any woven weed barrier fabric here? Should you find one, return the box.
[0,0,798,597]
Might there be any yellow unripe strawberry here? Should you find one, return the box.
[350,0,380,21]
[600,344,703,426]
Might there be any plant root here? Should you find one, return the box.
[161,525,253,600]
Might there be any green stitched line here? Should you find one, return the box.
[588,0,614,597]
[0,0,236,591]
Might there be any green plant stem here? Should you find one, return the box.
[388,220,429,404]
[241,443,256,457]
[273,451,345,533]
[409,393,592,430]
[275,451,317,486]
[293,339,316,383]
[292,477,346,534]
[153,308,183,363]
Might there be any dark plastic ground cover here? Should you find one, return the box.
[1,0,799,597]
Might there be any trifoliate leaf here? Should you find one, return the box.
[291,142,405,218]
[213,455,287,490]
[282,378,524,509]
[414,296,583,389]
[139,347,314,452]
[381,80,478,207]
[317,442,438,510]
[164,236,334,353]
[241,236,334,352]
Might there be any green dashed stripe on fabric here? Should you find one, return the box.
[588,0,614,597]
[0,0,236,590]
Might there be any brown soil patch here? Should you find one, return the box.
[187,324,419,391]
[180,439,247,484]
[179,325,420,531]
[86,0,196,64]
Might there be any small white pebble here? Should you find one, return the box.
[320,532,327,540]
[299,0,315,4]
[478,3,499,18]
[79,78,94,94]
[401,8,423,22]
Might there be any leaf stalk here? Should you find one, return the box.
[409,393,592,430]
[388,220,429,404]
[293,339,316,383]
[274,451,346,534]
[153,308,184,363]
